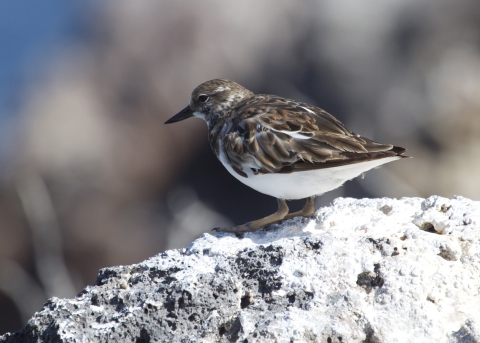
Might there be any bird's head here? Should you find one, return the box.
[165,79,253,127]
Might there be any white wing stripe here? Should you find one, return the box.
[269,127,311,140]
[300,106,316,115]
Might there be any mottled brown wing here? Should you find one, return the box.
[222,95,406,176]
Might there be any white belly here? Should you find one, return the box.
[219,156,400,200]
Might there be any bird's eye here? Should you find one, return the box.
[198,95,209,103]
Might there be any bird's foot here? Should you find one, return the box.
[212,198,289,234]
[283,196,315,220]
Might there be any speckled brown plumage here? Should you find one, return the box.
[218,94,406,176]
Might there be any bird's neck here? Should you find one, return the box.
[207,117,232,156]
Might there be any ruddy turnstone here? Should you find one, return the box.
[165,79,407,233]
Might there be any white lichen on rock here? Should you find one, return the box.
[1,196,480,343]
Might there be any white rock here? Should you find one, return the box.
[1,196,480,343]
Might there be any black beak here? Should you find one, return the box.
[165,105,194,124]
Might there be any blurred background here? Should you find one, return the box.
[1,0,479,334]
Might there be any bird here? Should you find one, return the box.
[165,79,407,233]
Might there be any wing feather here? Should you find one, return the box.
[221,95,407,177]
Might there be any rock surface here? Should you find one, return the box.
[2,196,480,343]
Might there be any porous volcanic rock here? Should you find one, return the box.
[1,196,480,343]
